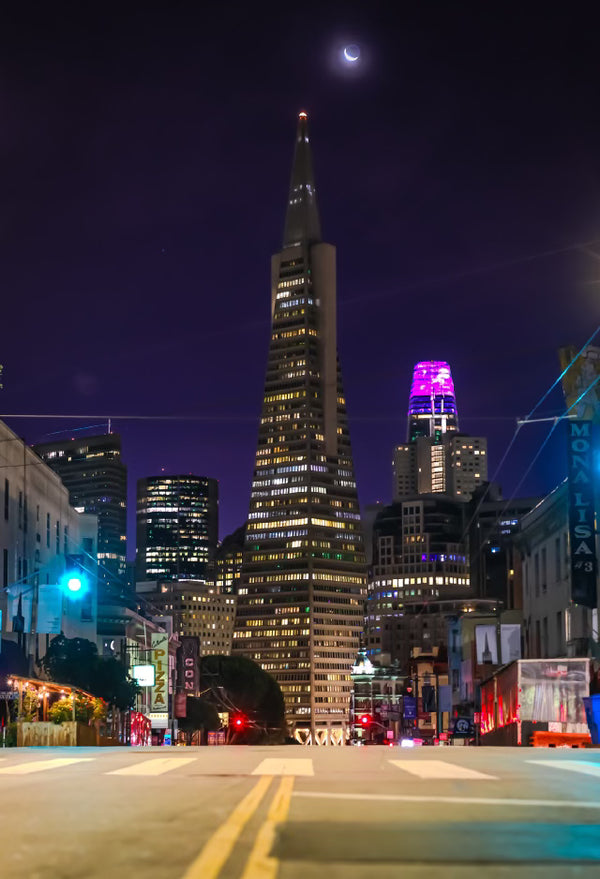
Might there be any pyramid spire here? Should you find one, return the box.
[282,111,322,248]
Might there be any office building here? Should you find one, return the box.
[136,475,218,583]
[1,420,98,673]
[364,497,472,671]
[214,524,245,594]
[407,361,458,443]
[137,579,236,655]
[34,433,127,602]
[232,112,367,745]
[393,362,487,502]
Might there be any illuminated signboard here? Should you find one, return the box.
[132,664,155,687]
[151,632,169,712]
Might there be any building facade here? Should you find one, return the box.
[232,113,367,744]
[393,362,487,503]
[34,433,127,602]
[407,361,459,443]
[517,482,598,659]
[1,420,99,673]
[214,524,245,594]
[135,475,218,584]
[137,579,236,656]
[364,497,471,671]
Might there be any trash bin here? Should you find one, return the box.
[582,695,600,745]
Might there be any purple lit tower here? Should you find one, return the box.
[407,360,458,443]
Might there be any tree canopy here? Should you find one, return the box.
[40,635,139,710]
[200,654,286,740]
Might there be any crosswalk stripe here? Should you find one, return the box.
[107,757,197,776]
[252,758,314,777]
[389,759,497,780]
[0,758,94,775]
[529,760,600,779]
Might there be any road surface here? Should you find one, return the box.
[1,745,599,878]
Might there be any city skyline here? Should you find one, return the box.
[1,4,598,543]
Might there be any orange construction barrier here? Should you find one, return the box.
[531,730,591,748]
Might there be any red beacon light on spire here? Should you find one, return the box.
[298,110,308,119]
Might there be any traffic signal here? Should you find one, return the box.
[60,555,88,598]
[359,713,371,727]
[231,714,246,730]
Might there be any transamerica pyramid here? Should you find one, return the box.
[232,112,367,745]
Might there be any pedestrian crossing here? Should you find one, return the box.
[107,756,197,776]
[0,757,94,775]
[528,759,600,779]
[389,759,496,780]
[0,754,599,781]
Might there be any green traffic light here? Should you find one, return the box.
[66,577,83,593]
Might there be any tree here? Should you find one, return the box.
[40,635,139,710]
[200,655,286,742]
[39,635,97,693]
[178,697,220,744]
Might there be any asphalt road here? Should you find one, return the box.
[1,744,600,878]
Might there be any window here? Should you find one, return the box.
[541,548,547,593]
[3,479,8,520]
[56,521,60,555]
[46,513,51,548]
[556,611,562,654]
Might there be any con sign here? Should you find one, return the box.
[566,420,598,609]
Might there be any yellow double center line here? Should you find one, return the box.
[182,775,294,879]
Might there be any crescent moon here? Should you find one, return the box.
[343,46,360,63]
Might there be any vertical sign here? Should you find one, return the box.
[178,636,200,695]
[566,420,597,609]
[151,632,169,713]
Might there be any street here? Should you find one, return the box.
[1,745,600,878]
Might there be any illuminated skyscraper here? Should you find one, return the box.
[34,433,127,603]
[135,475,218,583]
[393,361,486,502]
[232,113,367,745]
[407,360,458,443]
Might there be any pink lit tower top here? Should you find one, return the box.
[407,360,459,443]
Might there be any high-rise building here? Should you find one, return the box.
[232,113,367,745]
[408,361,458,443]
[214,524,245,594]
[34,433,127,602]
[2,420,99,672]
[135,475,218,583]
[137,579,236,655]
[393,362,487,502]
[364,498,475,671]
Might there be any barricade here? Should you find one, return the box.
[531,730,591,748]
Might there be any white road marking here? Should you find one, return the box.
[0,758,94,775]
[293,791,600,808]
[252,758,314,777]
[529,760,600,779]
[389,759,496,780]
[107,757,197,776]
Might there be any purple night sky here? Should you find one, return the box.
[1,3,598,555]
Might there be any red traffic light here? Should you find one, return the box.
[232,714,246,729]
[359,714,371,726]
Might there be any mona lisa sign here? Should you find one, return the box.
[566,420,597,609]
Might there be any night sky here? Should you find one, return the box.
[1,2,599,554]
